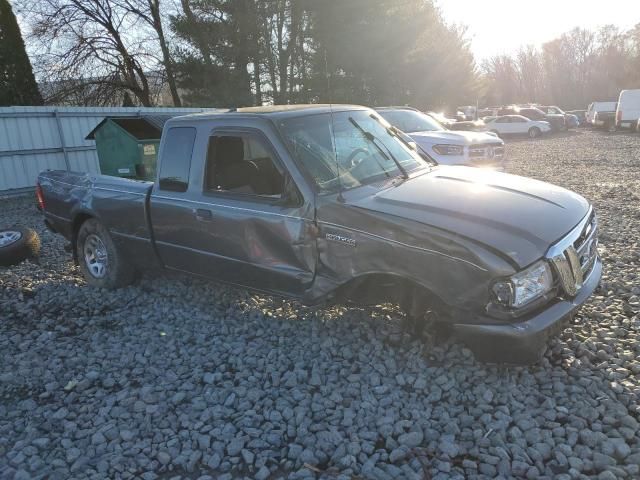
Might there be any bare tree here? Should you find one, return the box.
[481,55,520,105]
[118,0,182,106]
[483,24,640,109]
[19,0,160,106]
[515,46,543,102]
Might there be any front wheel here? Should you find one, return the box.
[528,127,541,138]
[76,219,134,289]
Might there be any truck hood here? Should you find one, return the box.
[351,167,590,268]
[409,130,499,146]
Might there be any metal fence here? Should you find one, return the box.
[0,106,216,194]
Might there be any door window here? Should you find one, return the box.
[158,127,196,192]
[205,133,284,198]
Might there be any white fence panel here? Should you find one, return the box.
[0,106,217,194]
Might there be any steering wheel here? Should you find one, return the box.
[345,148,369,168]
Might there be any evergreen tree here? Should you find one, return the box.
[307,0,478,109]
[172,0,255,107]
[0,0,42,106]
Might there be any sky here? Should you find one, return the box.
[437,0,639,62]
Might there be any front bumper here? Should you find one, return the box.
[453,256,602,364]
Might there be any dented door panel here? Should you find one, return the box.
[185,197,316,295]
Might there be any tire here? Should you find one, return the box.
[528,127,541,138]
[607,122,616,133]
[0,227,40,267]
[76,218,134,289]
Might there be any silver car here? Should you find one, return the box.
[376,107,505,169]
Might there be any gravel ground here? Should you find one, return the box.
[1,129,640,480]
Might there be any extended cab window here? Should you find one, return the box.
[158,127,196,192]
[205,133,284,198]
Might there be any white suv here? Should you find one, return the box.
[484,115,552,138]
[376,107,505,169]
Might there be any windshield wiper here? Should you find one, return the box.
[369,114,437,167]
[348,117,409,179]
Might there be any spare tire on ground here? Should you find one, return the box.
[0,227,41,267]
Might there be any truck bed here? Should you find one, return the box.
[38,170,157,267]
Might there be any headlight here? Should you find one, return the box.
[432,144,464,155]
[491,260,553,308]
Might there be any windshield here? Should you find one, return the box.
[522,109,544,119]
[278,110,428,193]
[377,110,445,133]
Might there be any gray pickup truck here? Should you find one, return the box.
[38,105,601,364]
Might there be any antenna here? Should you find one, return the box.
[324,48,345,203]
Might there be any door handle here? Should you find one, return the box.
[195,208,212,221]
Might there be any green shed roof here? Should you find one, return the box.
[85,115,175,140]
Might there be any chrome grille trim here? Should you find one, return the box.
[468,143,505,159]
[546,208,598,297]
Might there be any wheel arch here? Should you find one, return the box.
[332,271,449,318]
[70,211,97,262]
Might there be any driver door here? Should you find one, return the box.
[189,128,317,296]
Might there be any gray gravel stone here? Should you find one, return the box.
[226,438,245,456]
[157,452,171,465]
[398,431,423,448]
[255,465,270,480]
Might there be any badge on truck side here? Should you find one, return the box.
[325,233,356,247]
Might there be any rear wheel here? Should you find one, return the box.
[528,127,541,138]
[76,219,134,289]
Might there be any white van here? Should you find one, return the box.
[616,90,640,130]
[586,101,617,125]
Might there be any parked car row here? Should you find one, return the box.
[483,105,569,132]
[465,90,640,135]
[368,90,640,172]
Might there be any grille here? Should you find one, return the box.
[575,213,598,275]
[469,143,505,159]
[548,212,598,296]
[573,211,596,250]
